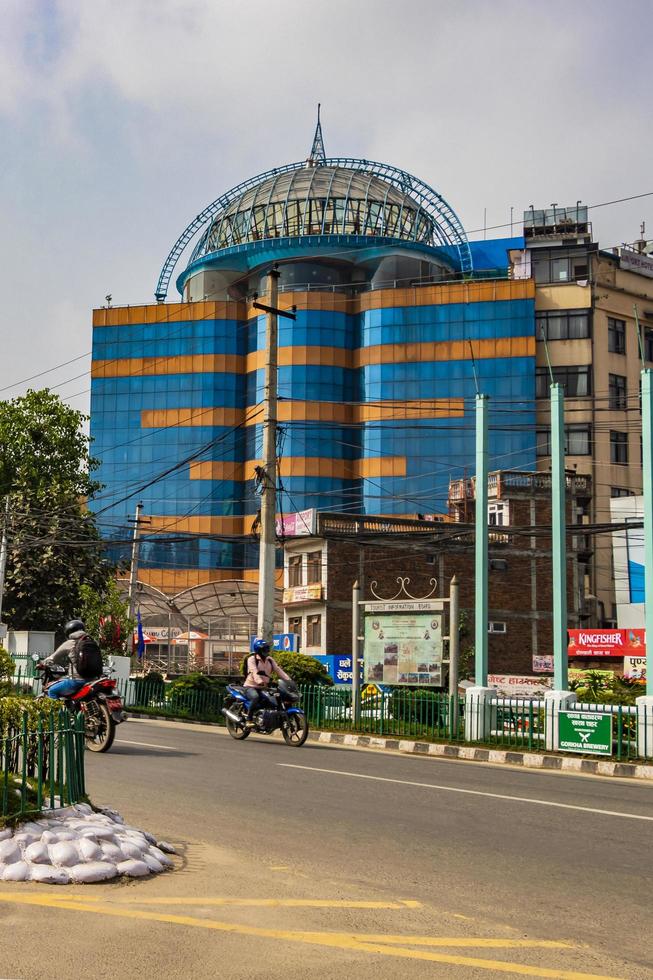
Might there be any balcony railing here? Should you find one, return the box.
[449,470,592,503]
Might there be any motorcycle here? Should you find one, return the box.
[221,678,308,746]
[33,655,126,753]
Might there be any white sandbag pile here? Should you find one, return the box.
[0,803,176,884]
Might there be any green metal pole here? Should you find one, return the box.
[475,394,489,686]
[641,369,653,696]
[551,382,568,690]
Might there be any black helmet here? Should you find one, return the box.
[64,619,85,637]
[252,638,270,657]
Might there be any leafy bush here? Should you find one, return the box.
[275,653,333,686]
[168,672,228,694]
[130,671,165,704]
[0,646,16,697]
[569,671,641,707]
[389,687,446,724]
[0,696,62,735]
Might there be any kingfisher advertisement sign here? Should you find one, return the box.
[567,629,645,658]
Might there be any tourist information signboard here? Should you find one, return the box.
[558,710,612,756]
[363,602,444,686]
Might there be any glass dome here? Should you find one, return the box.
[190,166,435,258]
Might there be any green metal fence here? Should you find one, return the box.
[123,678,651,761]
[1,710,87,822]
[126,679,226,722]
[300,686,464,740]
[469,695,644,761]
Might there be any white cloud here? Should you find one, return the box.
[1,0,652,397]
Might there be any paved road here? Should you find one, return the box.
[1,718,652,979]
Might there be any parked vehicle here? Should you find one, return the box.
[221,678,308,746]
[34,656,126,753]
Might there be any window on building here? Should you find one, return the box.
[288,555,303,587]
[287,616,302,638]
[490,559,508,571]
[608,317,626,354]
[608,374,627,410]
[536,310,591,341]
[566,425,592,455]
[610,487,635,498]
[536,424,592,457]
[645,328,653,363]
[531,249,590,284]
[306,550,322,584]
[536,366,591,398]
[306,614,322,647]
[488,621,507,634]
[610,430,629,465]
[488,502,510,526]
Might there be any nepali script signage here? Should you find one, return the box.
[276,509,316,537]
[620,249,653,279]
[363,600,445,686]
[558,710,612,756]
[567,628,645,658]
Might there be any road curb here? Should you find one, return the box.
[125,713,653,780]
[307,730,653,780]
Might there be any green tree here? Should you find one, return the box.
[0,389,112,632]
[79,580,134,657]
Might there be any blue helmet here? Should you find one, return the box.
[252,638,271,656]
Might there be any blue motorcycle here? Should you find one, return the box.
[221,678,309,746]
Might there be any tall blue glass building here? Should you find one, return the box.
[90,122,535,594]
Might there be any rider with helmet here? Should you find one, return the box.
[42,619,98,700]
[244,638,292,724]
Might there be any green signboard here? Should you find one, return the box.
[558,710,612,756]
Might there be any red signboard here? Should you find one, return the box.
[567,628,645,658]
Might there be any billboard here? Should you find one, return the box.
[276,509,316,537]
[623,656,647,682]
[311,654,363,685]
[567,629,645,658]
[488,674,552,697]
[364,612,443,686]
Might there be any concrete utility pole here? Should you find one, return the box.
[352,579,361,726]
[0,497,9,626]
[127,502,144,621]
[550,383,568,691]
[474,394,489,686]
[256,269,280,645]
[252,270,296,644]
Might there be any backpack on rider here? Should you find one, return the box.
[73,633,103,680]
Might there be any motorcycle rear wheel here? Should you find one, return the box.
[226,701,251,740]
[85,701,115,753]
[282,712,308,747]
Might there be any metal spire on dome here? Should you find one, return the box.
[308,103,326,165]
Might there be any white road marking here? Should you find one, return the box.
[115,739,179,751]
[278,763,653,822]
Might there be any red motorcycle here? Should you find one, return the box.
[35,658,126,753]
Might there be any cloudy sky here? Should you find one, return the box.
[2,0,652,413]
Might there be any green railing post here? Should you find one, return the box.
[475,393,489,686]
[36,718,43,812]
[551,382,568,691]
[20,713,28,816]
[2,735,9,817]
[48,711,55,809]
